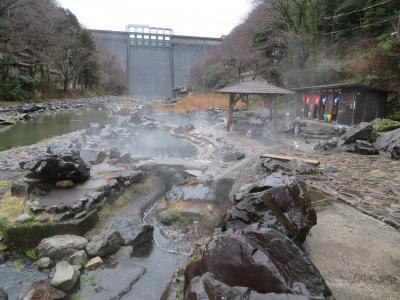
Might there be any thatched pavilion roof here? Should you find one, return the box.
[217,77,293,95]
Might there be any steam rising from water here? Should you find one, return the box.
[120,128,198,158]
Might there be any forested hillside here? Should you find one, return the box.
[0,0,127,101]
[193,0,399,96]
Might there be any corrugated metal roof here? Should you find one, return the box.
[217,77,294,95]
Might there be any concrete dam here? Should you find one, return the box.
[90,25,222,99]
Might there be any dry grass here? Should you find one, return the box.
[0,193,25,223]
[153,93,246,114]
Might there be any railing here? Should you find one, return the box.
[126,24,173,47]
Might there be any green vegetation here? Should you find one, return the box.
[81,273,96,287]
[24,248,38,261]
[70,292,83,300]
[193,0,399,115]
[13,258,24,271]
[371,118,400,132]
[0,193,25,223]
[0,0,127,101]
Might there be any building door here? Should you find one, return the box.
[320,95,327,120]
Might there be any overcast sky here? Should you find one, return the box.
[56,0,253,38]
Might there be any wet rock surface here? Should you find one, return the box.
[18,281,65,300]
[79,261,146,300]
[108,217,154,246]
[184,228,333,299]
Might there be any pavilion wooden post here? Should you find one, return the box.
[272,96,277,133]
[226,93,235,131]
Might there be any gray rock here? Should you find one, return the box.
[211,144,245,162]
[375,127,400,151]
[314,138,338,151]
[338,122,378,145]
[109,147,121,159]
[37,234,88,260]
[35,215,51,223]
[114,246,134,260]
[0,117,15,126]
[80,148,107,165]
[18,281,65,300]
[67,250,88,267]
[391,144,400,160]
[10,180,29,197]
[165,184,216,203]
[20,151,90,184]
[86,123,103,135]
[86,230,123,257]
[36,257,52,269]
[0,287,7,300]
[16,213,32,223]
[352,140,379,155]
[85,256,103,269]
[109,218,154,246]
[51,261,79,292]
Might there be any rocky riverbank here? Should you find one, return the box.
[0,97,118,128]
[0,98,399,299]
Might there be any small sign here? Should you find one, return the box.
[314,95,320,105]
[333,95,339,105]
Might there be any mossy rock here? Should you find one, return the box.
[371,118,400,132]
[4,210,98,248]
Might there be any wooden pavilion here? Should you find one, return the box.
[217,76,293,131]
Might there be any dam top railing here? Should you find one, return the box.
[126,24,173,47]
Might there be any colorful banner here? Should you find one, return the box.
[333,95,340,105]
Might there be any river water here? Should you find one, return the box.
[0,109,111,151]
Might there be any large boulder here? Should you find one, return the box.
[108,218,154,246]
[18,281,65,300]
[184,228,333,299]
[18,103,42,113]
[338,122,378,146]
[185,272,310,300]
[225,173,316,245]
[391,144,400,160]
[37,234,88,260]
[20,152,90,183]
[86,230,123,257]
[351,140,379,155]
[375,127,400,151]
[50,261,80,292]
